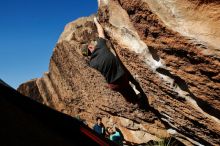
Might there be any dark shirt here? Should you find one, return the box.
[93,124,105,135]
[89,38,125,84]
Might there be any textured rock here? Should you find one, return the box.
[18,79,43,103]
[18,0,220,145]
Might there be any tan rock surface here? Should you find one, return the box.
[18,0,220,145]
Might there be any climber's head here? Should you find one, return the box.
[81,40,97,57]
[88,40,97,53]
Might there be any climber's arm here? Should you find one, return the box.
[94,17,105,39]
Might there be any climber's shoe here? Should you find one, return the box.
[136,93,150,111]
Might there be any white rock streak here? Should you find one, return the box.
[104,0,220,130]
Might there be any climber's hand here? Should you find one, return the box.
[94,17,105,38]
[98,0,101,7]
[94,17,99,25]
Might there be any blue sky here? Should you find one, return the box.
[0,0,98,89]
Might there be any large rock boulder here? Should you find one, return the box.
[18,0,220,145]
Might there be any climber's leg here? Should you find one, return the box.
[118,85,137,104]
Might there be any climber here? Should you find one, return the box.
[93,117,105,136]
[81,17,145,106]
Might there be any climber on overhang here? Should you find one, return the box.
[81,17,148,109]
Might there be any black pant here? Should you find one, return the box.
[117,84,137,104]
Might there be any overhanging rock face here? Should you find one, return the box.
[18,0,220,145]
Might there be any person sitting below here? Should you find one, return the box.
[93,117,105,136]
[106,126,123,146]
